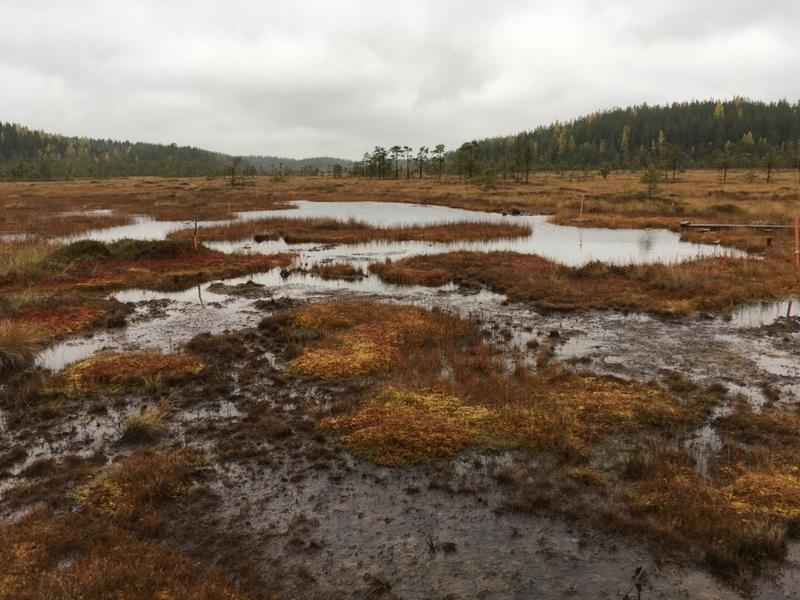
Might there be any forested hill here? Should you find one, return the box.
[0,122,351,180]
[471,98,800,170]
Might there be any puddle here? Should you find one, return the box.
[729,297,800,328]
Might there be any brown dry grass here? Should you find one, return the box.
[370,250,800,315]
[310,262,364,280]
[0,238,292,293]
[75,450,202,528]
[0,510,248,600]
[0,320,43,373]
[168,216,531,244]
[2,170,797,237]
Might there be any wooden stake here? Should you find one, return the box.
[578,196,585,220]
[795,216,800,268]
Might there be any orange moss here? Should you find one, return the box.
[1,247,292,294]
[16,305,105,338]
[60,352,204,393]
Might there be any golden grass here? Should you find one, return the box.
[0,320,44,373]
[321,386,510,465]
[120,401,170,443]
[615,457,788,575]
[59,352,204,394]
[276,301,712,466]
[0,240,53,280]
[0,510,248,600]
[287,300,472,379]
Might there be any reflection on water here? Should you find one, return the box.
[37,200,781,374]
[64,200,741,267]
[729,297,800,328]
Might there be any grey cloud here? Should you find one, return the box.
[0,0,797,158]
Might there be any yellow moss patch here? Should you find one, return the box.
[288,300,470,379]
[503,374,694,443]
[76,450,200,525]
[290,331,398,379]
[725,470,800,520]
[321,386,513,466]
[60,352,204,393]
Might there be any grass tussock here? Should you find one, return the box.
[120,402,170,443]
[370,251,800,315]
[0,320,44,373]
[310,261,364,281]
[275,300,711,463]
[59,352,204,394]
[0,240,53,281]
[168,216,531,244]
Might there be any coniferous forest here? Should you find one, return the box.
[472,98,800,173]
[0,122,351,180]
[2,98,800,180]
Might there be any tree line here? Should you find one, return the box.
[470,97,800,176]
[0,122,351,180]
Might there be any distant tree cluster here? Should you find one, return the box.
[351,99,800,185]
[473,98,800,175]
[0,122,352,180]
[351,144,447,179]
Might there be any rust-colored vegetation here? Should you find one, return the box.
[275,301,712,466]
[59,352,204,394]
[168,216,531,244]
[310,261,365,280]
[0,239,292,292]
[370,250,800,314]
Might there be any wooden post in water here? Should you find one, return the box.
[578,195,585,220]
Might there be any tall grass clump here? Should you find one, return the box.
[0,240,54,282]
[0,320,42,373]
[119,402,170,443]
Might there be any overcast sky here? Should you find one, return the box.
[1,0,798,159]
